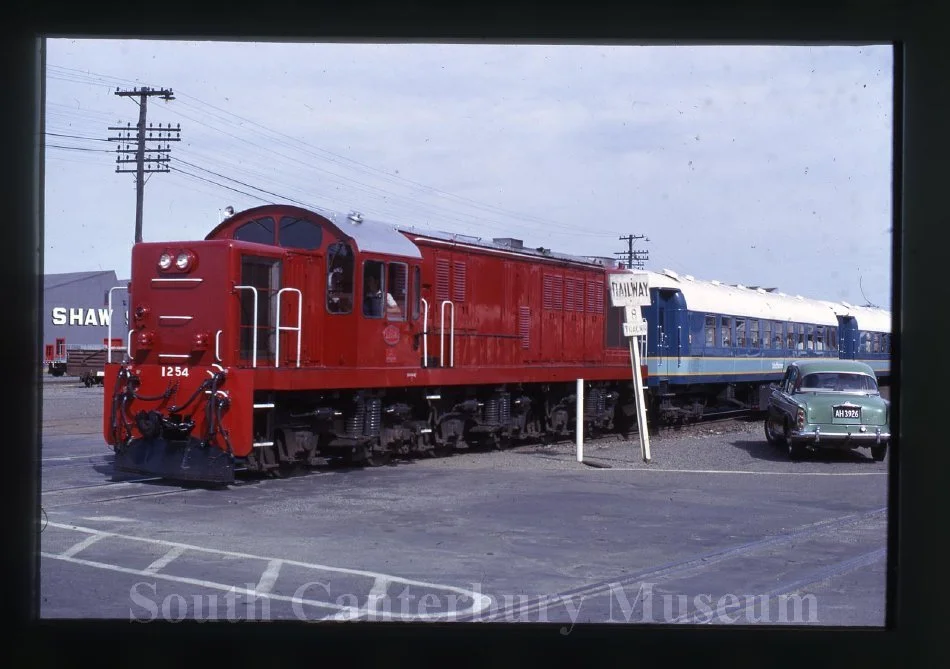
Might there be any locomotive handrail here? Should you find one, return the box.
[420,298,429,367]
[126,329,134,362]
[234,285,259,368]
[107,285,129,364]
[275,287,303,368]
[440,300,455,368]
[215,329,223,363]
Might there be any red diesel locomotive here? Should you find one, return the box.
[103,204,646,484]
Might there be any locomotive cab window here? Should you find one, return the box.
[411,266,421,321]
[386,262,408,321]
[326,242,354,314]
[277,216,323,251]
[362,260,392,319]
[234,217,276,245]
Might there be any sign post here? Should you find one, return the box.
[609,272,651,462]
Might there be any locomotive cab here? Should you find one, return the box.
[103,205,427,483]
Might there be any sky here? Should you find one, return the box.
[43,39,894,310]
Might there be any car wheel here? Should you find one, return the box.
[785,421,805,461]
[764,415,785,446]
[871,444,887,462]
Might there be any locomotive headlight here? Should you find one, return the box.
[158,253,173,271]
[175,251,193,271]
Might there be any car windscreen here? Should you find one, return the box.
[801,372,878,392]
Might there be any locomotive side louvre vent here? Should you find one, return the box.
[543,275,554,310]
[589,280,605,313]
[552,275,563,310]
[436,259,450,302]
[565,277,575,312]
[453,261,467,302]
[519,306,531,349]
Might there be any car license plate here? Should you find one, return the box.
[833,406,861,420]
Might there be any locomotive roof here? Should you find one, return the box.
[399,228,618,268]
[643,269,891,331]
[322,210,423,259]
[206,204,422,259]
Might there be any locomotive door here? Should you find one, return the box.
[279,252,321,367]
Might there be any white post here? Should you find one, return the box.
[576,378,584,463]
[629,334,651,462]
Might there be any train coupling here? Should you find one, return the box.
[114,435,235,485]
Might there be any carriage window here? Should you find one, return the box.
[234,217,276,245]
[763,320,772,349]
[861,331,872,352]
[774,321,784,348]
[386,262,408,321]
[872,333,881,353]
[806,324,815,350]
[704,315,716,347]
[786,323,796,350]
[797,324,806,350]
[750,319,760,348]
[278,216,322,250]
[326,242,354,314]
[829,327,838,351]
[721,317,732,347]
[816,326,824,351]
[736,318,746,347]
[883,334,890,354]
[411,266,421,321]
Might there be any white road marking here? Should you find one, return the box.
[256,559,283,595]
[42,522,492,621]
[79,516,138,523]
[588,467,887,476]
[60,533,107,558]
[144,546,187,574]
[42,454,110,462]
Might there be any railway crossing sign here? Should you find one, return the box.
[609,272,651,307]
[611,272,651,462]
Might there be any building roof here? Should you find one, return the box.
[44,270,122,290]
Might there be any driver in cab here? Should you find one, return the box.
[363,274,399,318]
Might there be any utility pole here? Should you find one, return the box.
[108,87,180,244]
[614,234,650,270]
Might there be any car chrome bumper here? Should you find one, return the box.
[791,426,890,445]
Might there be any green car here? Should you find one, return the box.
[764,359,890,461]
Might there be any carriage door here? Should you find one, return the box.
[837,315,858,360]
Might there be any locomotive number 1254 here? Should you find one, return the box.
[161,365,190,377]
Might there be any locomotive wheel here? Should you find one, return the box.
[365,451,392,467]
